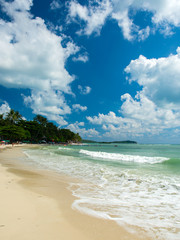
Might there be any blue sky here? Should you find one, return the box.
[1,0,180,143]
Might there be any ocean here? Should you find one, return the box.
[23,143,180,240]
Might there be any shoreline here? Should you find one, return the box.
[0,145,151,240]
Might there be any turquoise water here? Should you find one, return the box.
[23,144,180,240]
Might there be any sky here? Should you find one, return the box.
[1,0,180,143]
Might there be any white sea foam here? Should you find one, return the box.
[70,170,180,240]
[58,146,73,151]
[23,146,180,240]
[79,149,169,164]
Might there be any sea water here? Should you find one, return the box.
[23,143,180,240]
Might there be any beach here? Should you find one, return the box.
[0,145,151,240]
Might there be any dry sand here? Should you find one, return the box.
[0,145,151,240]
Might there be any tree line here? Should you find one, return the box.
[0,109,82,143]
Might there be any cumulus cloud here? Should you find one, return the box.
[23,90,71,126]
[140,0,180,26]
[68,0,180,40]
[68,0,112,35]
[87,111,150,139]
[87,105,180,140]
[72,104,87,112]
[78,85,91,95]
[87,111,122,125]
[67,121,99,138]
[125,47,180,109]
[0,101,11,116]
[87,47,180,141]
[121,93,180,127]
[0,0,80,125]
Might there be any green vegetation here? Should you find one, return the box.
[0,110,81,143]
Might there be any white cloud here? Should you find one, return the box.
[64,41,80,60]
[112,8,136,41]
[140,0,180,26]
[87,46,180,141]
[87,105,180,140]
[69,0,112,35]
[72,53,89,63]
[138,26,150,41]
[78,85,91,95]
[0,0,80,125]
[0,101,11,116]
[120,92,180,128]
[67,121,99,138]
[68,0,180,40]
[125,47,180,109]
[87,111,150,139]
[23,90,71,126]
[1,0,33,13]
[72,104,87,112]
[87,111,122,125]
[50,0,62,10]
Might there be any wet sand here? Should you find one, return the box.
[0,146,151,240]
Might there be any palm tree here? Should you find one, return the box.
[0,114,6,127]
[33,115,49,141]
[5,109,22,125]
[0,114,3,122]
[34,115,48,127]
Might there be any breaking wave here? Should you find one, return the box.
[79,149,169,164]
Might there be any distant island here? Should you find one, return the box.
[82,140,137,144]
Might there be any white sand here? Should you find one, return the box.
[0,146,151,240]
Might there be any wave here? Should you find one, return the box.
[23,146,180,240]
[58,147,73,151]
[162,157,180,166]
[79,149,169,164]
